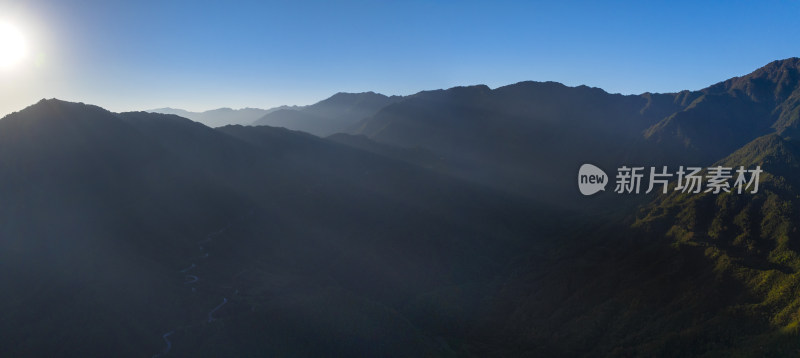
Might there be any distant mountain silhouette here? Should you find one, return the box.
[148,106,283,127]
[252,92,402,136]
[342,58,800,210]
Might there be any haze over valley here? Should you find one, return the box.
[2,1,799,356]
[2,58,800,356]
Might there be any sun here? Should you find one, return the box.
[0,22,26,69]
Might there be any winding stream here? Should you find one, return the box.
[207,298,228,323]
[151,213,251,356]
[151,331,174,358]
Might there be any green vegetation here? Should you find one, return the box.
[626,134,800,356]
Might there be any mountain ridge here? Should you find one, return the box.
[147,106,285,127]
[4,58,800,356]
[253,91,403,137]
[333,58,800,209]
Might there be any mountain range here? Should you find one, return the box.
[253,91,403,136]
[337,58,800,210]
[147,106,285,127]
[1,58,800,356]
[149,91,401,135]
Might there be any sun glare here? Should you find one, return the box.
[0,22,26,69]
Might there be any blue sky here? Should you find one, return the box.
[0,0,798,116]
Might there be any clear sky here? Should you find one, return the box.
[0,0,798,116]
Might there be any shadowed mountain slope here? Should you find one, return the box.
[475,134,800,357]
[343,58,800,211]
[0,99,556,357]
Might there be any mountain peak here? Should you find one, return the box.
[319,91,390,105]
[447,84,491,94]
[3,98,115,123]
[706,57,800,105]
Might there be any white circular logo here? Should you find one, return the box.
[578,164,607,195]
